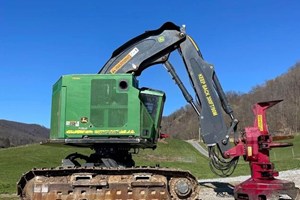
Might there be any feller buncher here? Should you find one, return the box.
[18,22,299,200]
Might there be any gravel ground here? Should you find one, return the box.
[186,140,209,157]
[198,169,300,200]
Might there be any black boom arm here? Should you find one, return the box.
[98,22,239,176]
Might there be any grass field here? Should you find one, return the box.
[0,137,299,195]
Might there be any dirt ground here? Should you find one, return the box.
[198,169,300,200]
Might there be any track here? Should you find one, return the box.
[18,166,201,200]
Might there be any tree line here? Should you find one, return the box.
[0,120,49,148]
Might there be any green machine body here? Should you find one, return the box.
[50,74,165,149]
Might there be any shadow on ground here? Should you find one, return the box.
[199,181,235,198]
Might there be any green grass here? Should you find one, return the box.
[134,139,214,178]
[0,136,299,195]
[134,139,252,179]
[269,135,300,170]
[0,144,92,194]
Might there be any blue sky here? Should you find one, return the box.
[1,1,300,127]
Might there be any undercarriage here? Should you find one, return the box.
[18,145,201,200]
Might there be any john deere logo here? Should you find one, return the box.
[158,36,165,43]
[81,117,88,123]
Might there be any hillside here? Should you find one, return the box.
[161,62,300,139]
[0,120,49,148]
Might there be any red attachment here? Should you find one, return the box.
[159,133,170,139]
[232,100,299,200]
[252,100,282,134]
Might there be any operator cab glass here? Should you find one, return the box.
[139,88,165,131]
